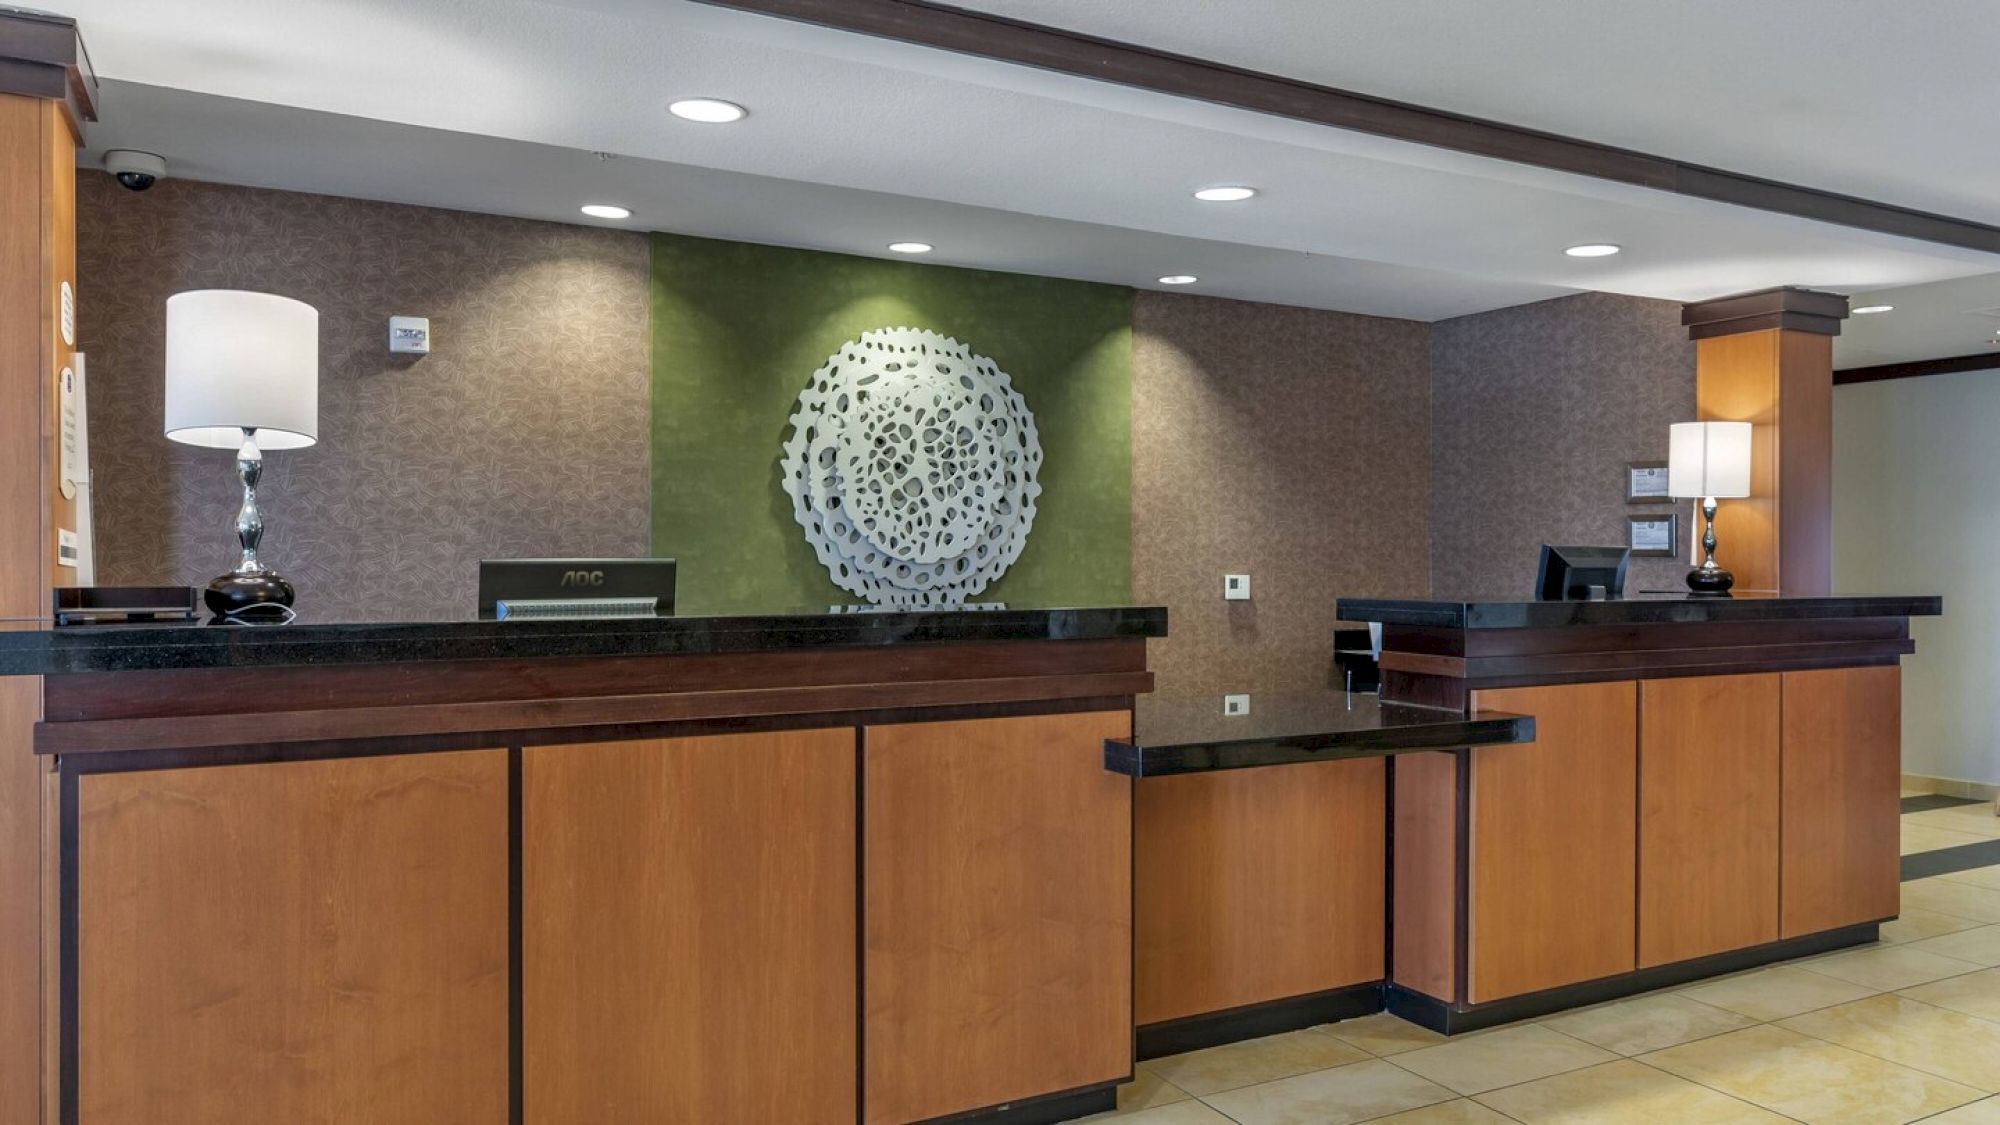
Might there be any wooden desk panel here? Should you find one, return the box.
[523,729,855,1125]
[1136,758,1384,1025]
[76,750,509,1125]
[863,711,1131,1125]
[1639,674,1781,967]
[1782,666,1901,937]
[1468,682,1637,1002]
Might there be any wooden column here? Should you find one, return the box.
[1682,288,1847,596]
[0,11,93,1125]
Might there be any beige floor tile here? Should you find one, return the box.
[1782,993,2000,1092]
[1316,1011,1447,1057]
[1925,1095,2000,1122]
[1798,945,1982,991]
[1679,964,1879,1021]
[1905,878,2000,924]
[1103,1068,1192,1114]
[1941,866,2000,892]
[1144,1029,1371,1097]
[1906,823,1994,855]
[1072,1099,1236,1125]
[1901,967,2000,1023]
[1907,808,2000,838]
[1387,1023,1617,1096]
[1541,992,1757,1055]
[1200,1058,1454,1125]
[1473,1058,1790,1124]
[1640,1024,1985,1124]
[1363,1100,1516,1124]
[1881,908,1989,944]
[1908,925,2000,968]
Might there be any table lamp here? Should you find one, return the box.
[163,290,319,617]
[1667,420,1752,597]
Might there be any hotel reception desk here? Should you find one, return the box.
[0,594,1938,1123]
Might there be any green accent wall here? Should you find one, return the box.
[650,233,1133,614]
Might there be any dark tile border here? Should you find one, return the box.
[1903,795,1988,814]
[1903,837,2000,882]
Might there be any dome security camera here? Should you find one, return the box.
[104,150,167,192]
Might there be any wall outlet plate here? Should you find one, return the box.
[389,316,431,355]
[1223,693,1250,716]
[1224,574,1250,600]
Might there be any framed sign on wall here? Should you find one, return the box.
[1626,460,1672,503]
[1628,513,1678,557]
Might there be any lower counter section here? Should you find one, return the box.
[1135,759,1384,1029]
[1386,667,1902,1026]
[61,709,1133,1125]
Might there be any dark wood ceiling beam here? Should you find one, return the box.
[690,0,2000,257]
[1834,352,2000,386]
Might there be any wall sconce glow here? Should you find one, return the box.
[1158,275,1198,285]
[887,242,934,254]
[1564,243,1622,258]
[1193,186,1257,202]
[668,98,747,123]
[1852,304,1895,315]
[579,204,632,220]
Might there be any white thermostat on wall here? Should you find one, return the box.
[388,316,431,355]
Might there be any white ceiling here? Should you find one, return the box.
[1836,275,2000,369]
[51,0,2000,326]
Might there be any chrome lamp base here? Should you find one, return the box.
[1683,495,1734,598]
[206,427,297,619]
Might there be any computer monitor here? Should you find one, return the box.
[1534,545,1629,601]
[478,558,676,619]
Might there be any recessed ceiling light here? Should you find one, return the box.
[580,203,631,219]
[1564,243,1621,258]
[1193,186,1257,202]
[1158,275,1198,285]
[1852,304,1894,315]
[887,242,933,254]
[668,98,747,124]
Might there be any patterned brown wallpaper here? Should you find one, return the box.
[77,173,651,621]
[1132,291,1432,696]
[1430,291,1696,598]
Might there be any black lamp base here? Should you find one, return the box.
[1684,565,1735,598]
[205,570,296,618]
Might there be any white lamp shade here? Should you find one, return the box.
[164,290,319,450]
[1667,421,1752,499]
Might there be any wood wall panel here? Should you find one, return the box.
[0,679,40,1125]
[1638,675,1780,967]
[521,729,855,1124]
[1696,330,1781,596]
[1136,758,1384,1025]
[863,711,1131,1125]
[1776,331,1833,596]
[76,750,509,1125]
[1468,683,1637,1002]
[1391,751,1459,1001]
[1782,666,1901,937]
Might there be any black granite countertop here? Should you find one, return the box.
[0,605,1169,676]
[1337,594,1943,630]
[1104,691,1532,777]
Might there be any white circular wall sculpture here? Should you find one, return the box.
[781,327,1043,608]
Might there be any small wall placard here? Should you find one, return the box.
[1626,460,1672,503]
[1628,513,1678,557]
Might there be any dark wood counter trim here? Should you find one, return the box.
[1104,712,1531,777]
[38,669,1153,756]
[691,0,2000,255]
[1340,595,1940,630]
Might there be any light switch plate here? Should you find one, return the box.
[1223,693,1250,716]
[1224,574,1250,601]
[389,316,431,355]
